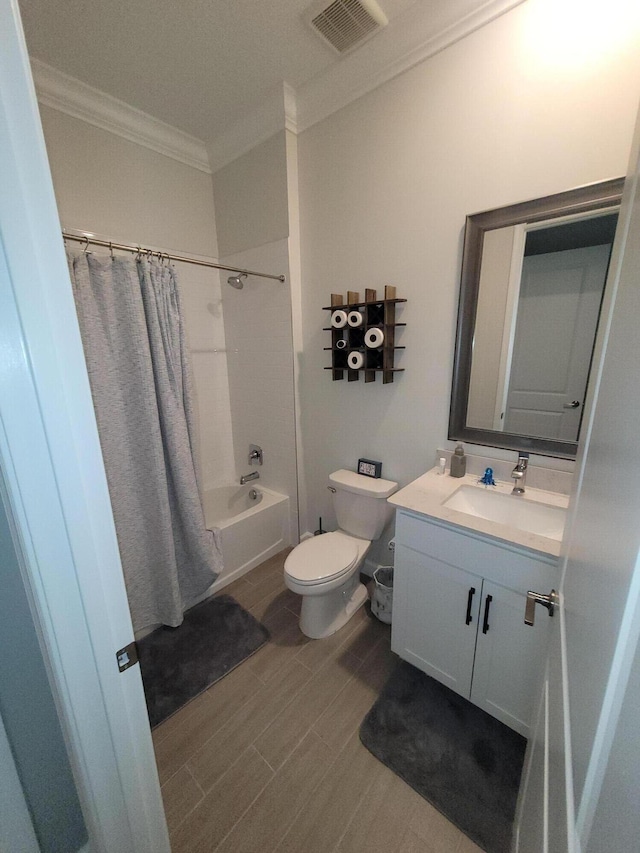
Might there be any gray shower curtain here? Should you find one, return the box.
[68,252,221,632]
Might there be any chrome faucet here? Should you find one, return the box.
[511,453,529,495]
[240,471,260,485]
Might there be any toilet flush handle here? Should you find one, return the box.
[327,486,336,493]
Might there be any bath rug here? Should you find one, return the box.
[138,594,269,727]
[359,661,526,853]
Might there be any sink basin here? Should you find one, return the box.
[443,485,566,541]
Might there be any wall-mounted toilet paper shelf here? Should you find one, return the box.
[323,286,406,384]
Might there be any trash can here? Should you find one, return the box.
[371,566,394,624]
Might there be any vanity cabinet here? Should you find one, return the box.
[391,509,558,736]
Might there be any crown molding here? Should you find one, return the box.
[31,59,211,174]
[296,0,526,131]
[205,0,523,170]
[30,0,522,175]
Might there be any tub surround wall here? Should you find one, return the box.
[297,0,640,569]
[37,105,236,493]
[179,265,236,491]
[220,238,298,543]
[213,132,299,544]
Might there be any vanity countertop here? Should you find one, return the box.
[388,468,570,558]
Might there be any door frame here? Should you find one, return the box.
[0,1,169,850]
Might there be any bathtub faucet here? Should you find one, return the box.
[240,471,260,485]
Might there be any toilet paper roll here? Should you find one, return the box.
[335,339,347,350]
[347,310,364,327]
[365,327,385,348]
[330,310,348,329]
[348,351,364,370]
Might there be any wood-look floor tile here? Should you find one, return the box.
[410,797,465,852]
[294,606,369,672]
[218,576,253,601]
[312,666,378,751]
[247,614,309,683]
[227,571,286,612]
[216,731,334,853]
[170,746,273,853]
[160,766,203,835]
[457,833,484,852]
[188,658,311,792]
[397,830,432,852]
[342,611,391,662]
[154,555,468,853]
[244,549,291,586]
[275,732,380,853]
[254,650,362,770]
[249,586,298,624]
[153,662,263,784]
[338,766,419,852]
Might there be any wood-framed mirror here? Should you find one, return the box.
[449,177,624,458]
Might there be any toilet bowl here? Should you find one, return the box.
[284,469,397,639]
[284,531,370,638]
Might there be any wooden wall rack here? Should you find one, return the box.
[323,285,406,384]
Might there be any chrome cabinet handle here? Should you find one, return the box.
[563,400,580,408]
[525,589,559,626]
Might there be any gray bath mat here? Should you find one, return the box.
[359,661,526,853]
[138,594,269,727]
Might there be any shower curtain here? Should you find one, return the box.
[68,252,222,632]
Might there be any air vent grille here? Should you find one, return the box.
[310,0,388,54]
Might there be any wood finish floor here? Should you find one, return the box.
[153,550,483,853]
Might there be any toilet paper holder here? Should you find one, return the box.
[323,286,406,384]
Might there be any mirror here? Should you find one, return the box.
[449,178,624,458]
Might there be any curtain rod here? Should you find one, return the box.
[62,231,286,282]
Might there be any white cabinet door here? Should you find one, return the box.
[392,543,481,698]
[471,581,550,736]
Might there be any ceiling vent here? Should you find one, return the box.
[306,0,389,55]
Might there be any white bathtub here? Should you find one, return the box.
[202,483,290,591]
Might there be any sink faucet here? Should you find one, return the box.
[511,453,529,495]
[240,471,260,485]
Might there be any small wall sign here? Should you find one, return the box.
[358,458,382,478]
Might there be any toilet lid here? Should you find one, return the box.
[285,533,359,584]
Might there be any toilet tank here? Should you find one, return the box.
[329,469,398,540]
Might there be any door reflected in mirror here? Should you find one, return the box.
[449,179,624,458]
[468,211,618,441]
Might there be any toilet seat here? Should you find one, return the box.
[284,532,359,585]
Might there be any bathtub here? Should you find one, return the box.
[202,483,290,591]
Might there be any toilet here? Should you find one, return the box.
[284,469,398,639]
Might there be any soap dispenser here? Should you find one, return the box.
[450,444,466,478]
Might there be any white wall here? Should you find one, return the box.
[212,131,289,257]
[297,0,640,561]
[38,105,235,492]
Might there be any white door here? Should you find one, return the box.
[0,1,169,850]
[515,107,640,851]
[504,244,610,441]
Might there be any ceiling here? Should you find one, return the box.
[19,0,523,152]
